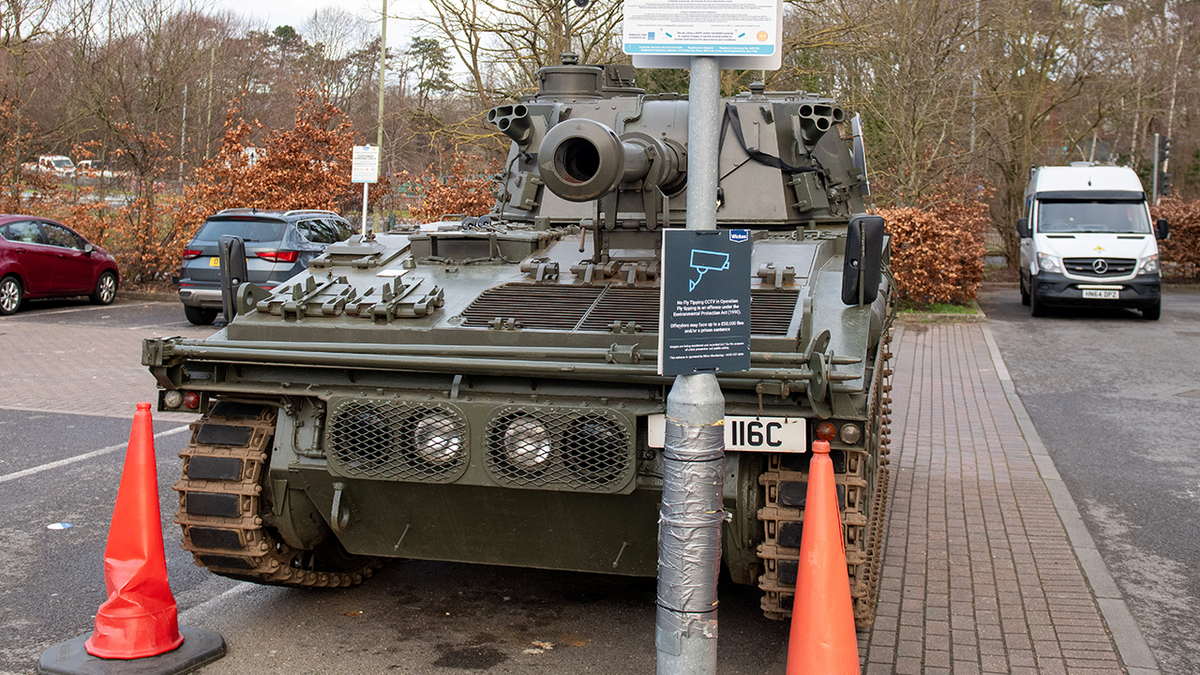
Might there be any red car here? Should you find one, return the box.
[0,215,120,315]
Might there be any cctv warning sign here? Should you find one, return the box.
[658,229,752,376]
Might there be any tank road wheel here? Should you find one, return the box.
[173,401,383,588]
[755,330,892,629]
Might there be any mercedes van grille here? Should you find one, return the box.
[1064,257,1136,278]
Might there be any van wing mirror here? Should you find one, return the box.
[1016,217,1030,238]
[1155,218,1169,240]
[842,214,885,306]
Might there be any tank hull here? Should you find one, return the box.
[147,64,895,626]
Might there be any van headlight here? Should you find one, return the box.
[1036,252,1062,274]
[1136,254,1159,275]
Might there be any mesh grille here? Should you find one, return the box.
[460,283,799,335]
[485,407,632,492]
[328,400,468,482]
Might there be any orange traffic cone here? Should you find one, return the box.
[84,402,185,659]
[785,439,860,675]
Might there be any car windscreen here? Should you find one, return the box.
[1036,200,1151,234]
[194,218,287,243]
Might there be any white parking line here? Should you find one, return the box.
[0,425,191,483]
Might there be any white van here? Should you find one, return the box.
[1018,163,1169,320]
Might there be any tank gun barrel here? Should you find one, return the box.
[537,118,686,202]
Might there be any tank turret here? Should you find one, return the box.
[144,58,894,628]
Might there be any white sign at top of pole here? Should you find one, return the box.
[352,145,380,184]
[622,0,783,70]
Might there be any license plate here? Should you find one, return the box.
[1082,289,1118,299]
[208,257,220,267]
[647,414,808,453]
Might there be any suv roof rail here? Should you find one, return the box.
[283,209,340,217]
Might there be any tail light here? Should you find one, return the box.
[182,249,203,259]
[256,250,299,263]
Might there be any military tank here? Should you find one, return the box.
[144,58,895,627]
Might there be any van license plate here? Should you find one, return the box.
[647,414,807,452]
[1082,289,1118,299]
[208,257,221,267]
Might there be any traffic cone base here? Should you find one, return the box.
[38,625,226,675]
[35,403,226,673]
[786,439,861,674]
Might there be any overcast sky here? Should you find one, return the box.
[214,0,425,40]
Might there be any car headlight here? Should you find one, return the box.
[413,412,464,464]
[1136,254,1159,275]
[503,417,552,468]
[1036,252,1062,274]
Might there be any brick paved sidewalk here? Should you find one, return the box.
[0,319,210,422]
[860,322,1150,675]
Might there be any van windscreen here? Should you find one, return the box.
[1036,200,1151,234]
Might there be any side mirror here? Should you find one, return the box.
[842,214,885,306]
[84,243,95,255]
[1155,218,1169,240]
[218,234,249,322]
[1016,217,1030,238]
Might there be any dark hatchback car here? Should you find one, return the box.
[178,208,354,325]
[0,215,120,315]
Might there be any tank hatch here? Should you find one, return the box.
[459,283,799,335]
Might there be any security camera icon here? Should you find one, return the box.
[689,249,730,291]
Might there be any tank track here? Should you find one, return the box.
[173,401,383,588]
[756,331,894,627]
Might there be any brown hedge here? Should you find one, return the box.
[1152,198,1200,279]
[878,198,989,305]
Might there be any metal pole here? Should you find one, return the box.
[179,83,187,186]
[361,182,370,238]
[656,54,725,675]
[1152,132,1159,206]
[205,34,215,161]
[375,0,387,232]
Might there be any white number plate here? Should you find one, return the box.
[647,414,808,453]
[1082,289,1118,299]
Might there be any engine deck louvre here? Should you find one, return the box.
[460,283,799,335]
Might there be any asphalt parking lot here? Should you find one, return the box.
[0,297,790,675]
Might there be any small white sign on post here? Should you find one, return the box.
[352,145,380,237]
[623,0,783,70]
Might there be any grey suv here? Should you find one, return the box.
[178,208,353,325]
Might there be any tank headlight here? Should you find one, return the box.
[1036,252,1062,274]
[163,390,184,409]
[1137,254,1159,275]
[413,412,463,464]
[839,423,862,445]
[503,417,552,468]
